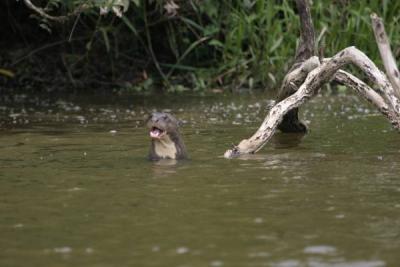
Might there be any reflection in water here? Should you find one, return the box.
[151,159,179,177]
[272,132,305,149]
[0,93,400,267]
[153,159,179,166]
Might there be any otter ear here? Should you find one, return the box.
[178,120,184,127]
[145,113,153,123]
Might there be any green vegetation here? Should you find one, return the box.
[1,0,399,92]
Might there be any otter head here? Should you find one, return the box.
[147,112,180,140]
[146,112,188,160]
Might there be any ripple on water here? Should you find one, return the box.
[53,247,72,254]
[1,93,399,267]
[271,260,385,267]
[176,247,189,254]
[208,260,223,267]
[303,245,336,255]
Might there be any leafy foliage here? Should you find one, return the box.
[7,0,400,92]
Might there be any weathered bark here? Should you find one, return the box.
[224,47,400,158]
[224,4,400,159]
[334,70,398,125]
[371,13,400,99]
[292,0,316,64]
[276,0,316,133]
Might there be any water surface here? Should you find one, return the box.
[1,92,399,267]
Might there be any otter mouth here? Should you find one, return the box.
[149,126,166,139]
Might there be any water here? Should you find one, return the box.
[1,92,400,267]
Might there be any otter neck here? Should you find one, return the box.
[152,134,177,159]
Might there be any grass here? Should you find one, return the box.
[3,0,400,92]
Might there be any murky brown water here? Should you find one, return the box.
[1,92,399,267]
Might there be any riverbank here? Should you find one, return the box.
[1,1,399,93]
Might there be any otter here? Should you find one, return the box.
[147,112,188,160]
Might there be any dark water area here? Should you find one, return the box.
[1,91,400,267]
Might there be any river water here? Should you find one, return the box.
[1,92,399,267]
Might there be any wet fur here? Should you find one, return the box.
[147,112,188,160]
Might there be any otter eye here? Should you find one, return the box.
[163,115,169,121]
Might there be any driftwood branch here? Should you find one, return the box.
[283,56,320,86]
[23,0,89,23]
[224,3,400,159]
[334,70,396,123]
[371,13,400,98]
[292,0,316,64]
[276,0,316,133]
[224,47,400,158]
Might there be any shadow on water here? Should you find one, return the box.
[272,132,306,149]
[1,91,400,267]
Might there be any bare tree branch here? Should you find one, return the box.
[224,47,400,158]
[282,56,320,87]
[371,13,400,98]
[293,0,316,64]
[334,70,395,123]
[276,0,316,133]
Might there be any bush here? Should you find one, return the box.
[3,0,400,92]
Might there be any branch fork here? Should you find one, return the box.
[224,2,400,158]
